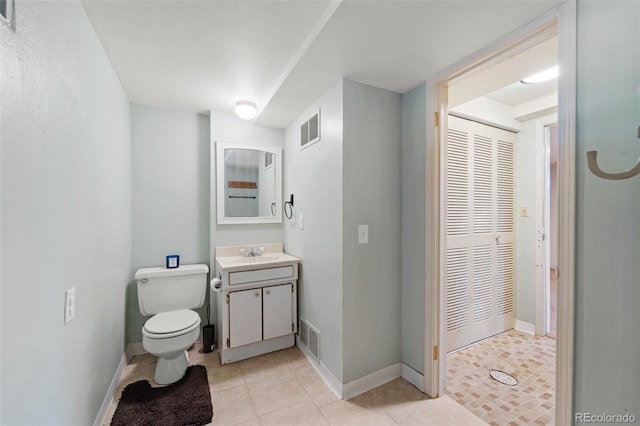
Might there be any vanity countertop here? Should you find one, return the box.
[215,243,300,274]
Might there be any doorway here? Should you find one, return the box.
[425,5,577,425]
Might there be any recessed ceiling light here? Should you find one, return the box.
[235,100,258,120]
[520,66,559,84]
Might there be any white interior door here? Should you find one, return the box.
[445,115,516,352]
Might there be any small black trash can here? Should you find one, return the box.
[203,303,215,353]
[203,324,215,353]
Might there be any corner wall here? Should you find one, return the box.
[283,79,344,381]
[129,105,211,343]
[400,84,427,375]
[342,80,403,383]
[1,2,131,423]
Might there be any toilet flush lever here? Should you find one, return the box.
[140,278,148,284]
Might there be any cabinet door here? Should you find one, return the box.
[263,284,293,340]
[229,288,262,348]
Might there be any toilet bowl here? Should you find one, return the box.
[135,263,209,385]
[141,309,201,384]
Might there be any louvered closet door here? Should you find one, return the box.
[446,116,516,353]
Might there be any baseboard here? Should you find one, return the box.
[515,320,535,335]
[296,336,343,399]
[401,363,425,392]
[343,363,402,400]
[93,353,127,426]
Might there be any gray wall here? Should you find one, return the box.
[0,1,132,424]
[283,79,344,381]
[574,0,640,418]
[514,117,540,325]
[342,80,402,382]
[129,104,210,343]
[400,84,427,375]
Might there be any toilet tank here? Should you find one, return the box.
[135,264,209,316]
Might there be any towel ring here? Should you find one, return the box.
[586,125,640,180]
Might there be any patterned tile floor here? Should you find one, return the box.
[104,343,487,425]
[447,330,556,426]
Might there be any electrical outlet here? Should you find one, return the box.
[64,287,76,325]
[358,224,369,244]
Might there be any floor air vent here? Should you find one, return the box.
[298,319,320,360]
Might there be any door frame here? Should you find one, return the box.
[423,3,576,425]
[536,116,559,337]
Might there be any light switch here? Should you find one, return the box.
[520,206,529,217]
[358,224,369,244]
[298,214,304,230]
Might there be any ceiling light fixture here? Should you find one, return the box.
[520,66,559,84]
[235,100,258,120]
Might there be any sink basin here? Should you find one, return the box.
[216,253,299,272]
[231,254,283,264]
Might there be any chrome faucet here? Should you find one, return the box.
[240,247,263,257]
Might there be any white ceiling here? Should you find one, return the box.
[82,0,564,128]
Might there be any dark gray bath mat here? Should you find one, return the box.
[111,364,212,426]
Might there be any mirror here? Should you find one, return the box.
[216,141,282,224]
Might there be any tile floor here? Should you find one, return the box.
[104,343,486,425]
[447,330,556,426]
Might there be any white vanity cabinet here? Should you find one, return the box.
[214,243,300,364]
[228,283,295,348]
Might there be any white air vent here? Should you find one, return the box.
[299,319,308,346]
[300,109,321,150]
[298,319,320,361]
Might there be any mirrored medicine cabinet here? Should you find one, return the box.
[216,141,282,224]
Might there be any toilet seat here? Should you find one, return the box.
[143,309,200,339]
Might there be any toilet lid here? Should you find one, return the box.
[144,309,200,335]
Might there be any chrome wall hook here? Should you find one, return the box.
[586,126,640,180]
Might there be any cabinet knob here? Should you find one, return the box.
[254,292,259,297]
[265,290,270,295]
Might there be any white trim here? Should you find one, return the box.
[401,363,425,392]
[93,354,127,426]
[534,113,559,337]
[343,363,402,400]
[296,337,343,399]
[515,320,536,336]
[428,7,575,423]
[427,81,441,399]
[555,3,576,425]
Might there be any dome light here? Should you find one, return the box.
[235,100,258,120]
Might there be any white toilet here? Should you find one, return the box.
[134,263,209,385]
